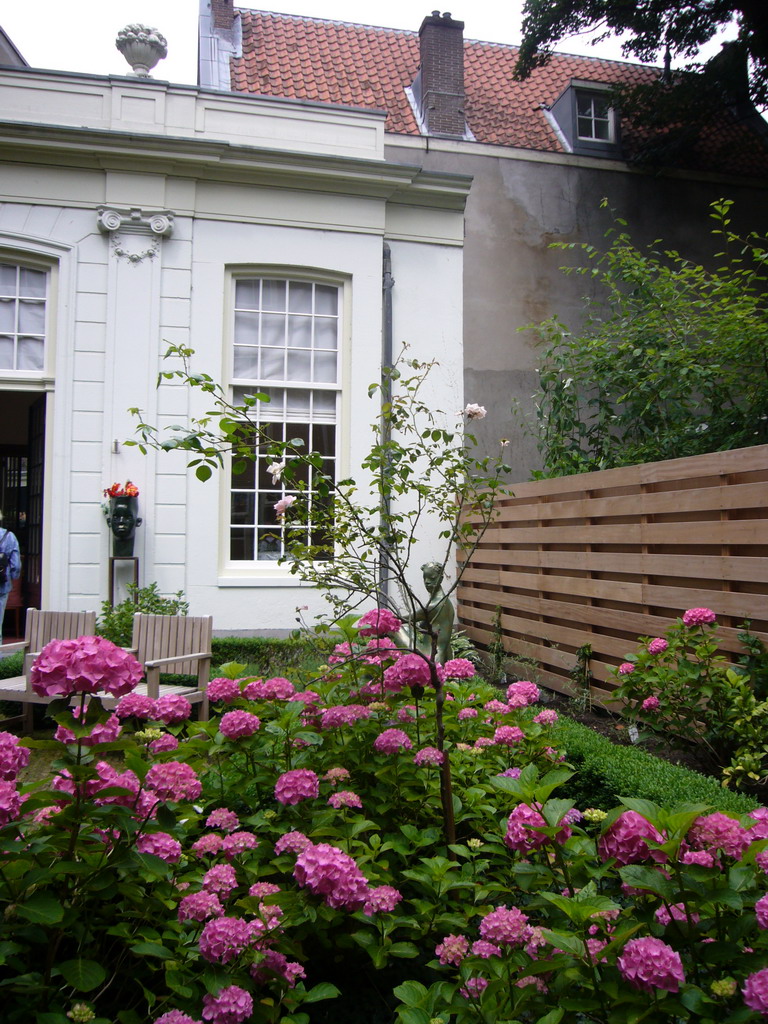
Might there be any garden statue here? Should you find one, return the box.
[104,482,142,557]
[393,561,455,664]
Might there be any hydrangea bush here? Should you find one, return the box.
[611,608,768,788]
[1,629,767,1024]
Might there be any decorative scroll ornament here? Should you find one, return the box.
[97,207,174,264]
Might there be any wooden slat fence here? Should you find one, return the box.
[457,445,768,705]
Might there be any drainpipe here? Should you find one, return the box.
[379,241,394,604]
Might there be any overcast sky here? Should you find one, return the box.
[2,0,682,85]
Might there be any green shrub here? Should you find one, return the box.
[0,652,23,680]
[553,715,758,814]
[96,581,189,647]
[211,635,326,675]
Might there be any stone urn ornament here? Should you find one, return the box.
[116,24,168,77]
[104,481,142,557]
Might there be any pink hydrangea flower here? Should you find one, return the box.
[373,728,413,754]
[207,678,241,703]
[389,653,434,689]
[274,830,311,855]
[320,705,371,729]
[294,842,369,909]
[748,806,768,841]
[274,769,319,806]
[221,831,259,859]
[357,607,402,637]
[617,936,685,993]
[251,950,306,987]
[533,709,558,725]
[249,881,281,899]
[199,916,257,964]
[192,833,225,858]
[618,662,635,675]
[156,1012,202,1024]
[506,680,540,707]
[413,746,445,767]
[136,831,182,862]
[145,761,202,802]
[460,977,488,1000]
[479,905,530,946]
[116,692,156,720]
[149,733,179,755]
[244,676,296,700]
[680,849,715,868]
[498,767,521,778]
[505,803,571,852]
[743,969,768,1015]
[688,812,750,859]
[458,707,478,721]
[55,710,122,747]
[31,635,142,699]
[323,766,351,786]
[598,810,664,865]
[0,732,30,780]
[435,933,469,966]
[472,939,501,958]
[206,808,240,831]
[682,607,716,627]
[757,851,768,874]
[655,902,699,927]
[219,710,261,739]
[648,637,668,655]
[516,975,548,993]
[178,890,224,923]
[202,863,238,897]
[201,984,253,1024]
[755,893,768,928]
[328,790,363,810]
[364,885,402,915]
[642,695,660,711]
[0,780,23,825]
[287,689,321,706]
[441,658,476,680]
[494,725,524,746]
[154,694,193,725]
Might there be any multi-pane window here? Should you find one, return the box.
[0,263,47,372]
[229,277,339,562]
[576,91,613,142]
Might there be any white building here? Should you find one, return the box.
[0,59,469,632]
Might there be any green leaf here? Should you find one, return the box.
[57,959,107,992]
[195,464,213,482]
[17,893,64,925]
[393,980,429,1007]
[302,983,340,1004]
[536,1011,564,1024]
[130,941,174,959]
[397,1009,430,1024]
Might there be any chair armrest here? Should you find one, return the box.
[0,641,27,656]
[143,652,210,669]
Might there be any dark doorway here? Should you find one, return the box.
[1,391,45,638]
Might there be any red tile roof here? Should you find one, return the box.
[231,9,768,177]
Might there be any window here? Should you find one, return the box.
[575,90,614,142]
[0,262,47,372]
[229,276,340,563]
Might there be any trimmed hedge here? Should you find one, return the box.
[553,715,758,814]
[0,653,23,680]
[210,636,325,675]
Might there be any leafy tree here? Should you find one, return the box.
[526,198,768,478]
[515,0,768,109]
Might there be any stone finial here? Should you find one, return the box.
[115,24,168,77]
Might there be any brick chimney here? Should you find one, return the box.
[416,11,466,137]
[211,0,234,31]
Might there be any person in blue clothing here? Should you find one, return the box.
[0,517,22,637]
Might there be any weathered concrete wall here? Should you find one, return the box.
[386,138,768,482]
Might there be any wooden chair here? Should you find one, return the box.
[0,609,97,730]
[123,613,212,720]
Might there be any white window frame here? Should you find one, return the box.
[574,87,616,143]
[0,255,53,382]
[221,268,346,578]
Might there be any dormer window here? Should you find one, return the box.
[546,80,620,158]
[576,90,614,142]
